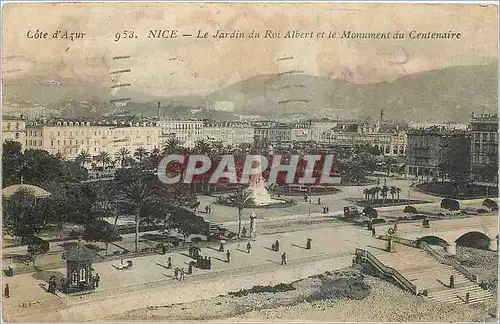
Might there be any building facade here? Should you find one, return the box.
[469,113,498,185]
[202,121,254,146]
[2,115,26,146]
[323,122,407,158]
[24,120,161,159]
[156,119,204,148]
[406,127,471,178]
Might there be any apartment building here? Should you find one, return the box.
[156,119,204,148]
[324,121,407,158]
[203,121,254,146]
[406,127,471,177]
[24,119,161,159]
[469,113,498,185]
[2,115,26,146]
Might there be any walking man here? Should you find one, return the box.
[180,268,185,280]
[318,197,321,205]
[306,238,312,250]
[246,242,252,253]
[167,257,172,269]
[226,250,231,263]
[275,240,280,252]
[281,252,287,265]
[174,267,179,280]
[95,273,100,288]
[465,292,470,303]
[371,227,376,237]
[449,275,455,288]
[5,284,10,298]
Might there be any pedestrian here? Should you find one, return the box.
[281,252,287,265]
[205,205,209,213]
[449,275,455,288]
[465,292,470,303]
[318,197,321,205]
[226,250,231,263]
[5,284,10,298]
[188,262,193,274]
[371,227,376,237]
[393,222,398,233]
[242,226,247,237]
[180,268,185,280]
[306,238,312,250]
[95,273,100,288]
[322,206,326,214]
[326,206,329,213]
[219,242,224,252]
[204,256,209,269]
[167,257,172,269]
[208,257,212,270]
[174,267,179,280]
[246,242,252,253]
[275,240,280,252]
[208,205,212,214]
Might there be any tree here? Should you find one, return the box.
[97,151,111,168]
[3,188,45,240]
[403,205,417,217]
[113,168,180,252]
[225,189,254,237]
[134,147,148,167]
[363,188,370,201]
[116,148,131,168]
[385,157,397,176]
[440,198,460,212]
[372,186,381,202]
[26,236,50,267]
[76,150,91,167]
[194,140,211,155]
[389,186,397,202]
[163,138,182,155]
[395,187,402,201]
[167,207,209,242]
[2,141,24,187]
[363,206,378,219]
[381,185,389,203]
[482,198,498,213]
[82,220,120,256]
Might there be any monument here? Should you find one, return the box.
[246,171,287,206]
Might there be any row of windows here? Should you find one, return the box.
[26,129,157,137]
[4,122,22,130]
[162,123,202,129]
[473,132,498,143]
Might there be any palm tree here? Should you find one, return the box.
[113,169,164,252]
[97,151,111,168]
[363,188,370,201]
[134,147,148,166]
[76,150,91,167]
[163,138,181,155]
[389,186,397,202]
[225,189,254,237]
[116,148,131,168]
[395,187,402,202]
[194,140,211,155]
[372,186,381,202]
[381,185,389,203]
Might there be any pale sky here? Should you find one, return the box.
[2,3,498,97]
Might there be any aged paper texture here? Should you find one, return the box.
[1,2,499,322]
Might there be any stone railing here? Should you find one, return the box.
[354,248,418,295]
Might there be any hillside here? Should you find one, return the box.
[2,64,497,123]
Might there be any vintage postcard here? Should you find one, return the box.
[1,1,498,322]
